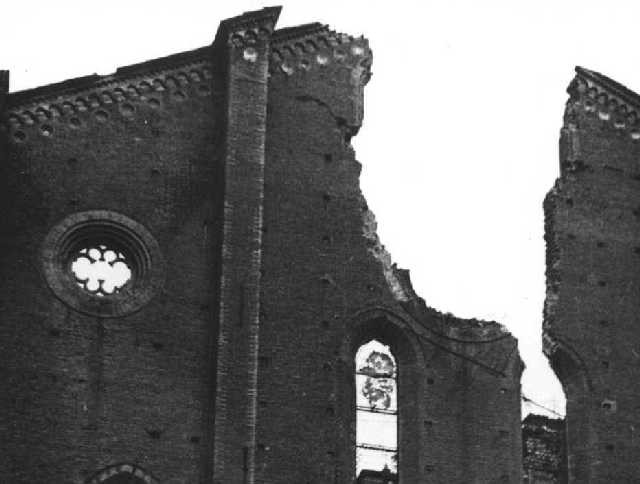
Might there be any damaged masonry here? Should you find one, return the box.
[3,6,634,484]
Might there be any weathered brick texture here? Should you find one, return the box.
[544,67,640,483]
[0,8,522,483]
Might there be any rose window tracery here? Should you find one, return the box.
[70,245,132,296]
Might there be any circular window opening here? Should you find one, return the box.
[42,211,165,317]
[71,245,133,296]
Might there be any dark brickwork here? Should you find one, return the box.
[522,414,566,483]
[544,67,640,483]
[0,8,522,484]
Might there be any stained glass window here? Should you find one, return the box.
[356,340,398,479]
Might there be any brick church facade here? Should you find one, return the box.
[0,7,523,483]
[1,6,636,484]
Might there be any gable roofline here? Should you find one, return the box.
[6,46,211,110]
[4,16,366,113]
[574,66,640,110]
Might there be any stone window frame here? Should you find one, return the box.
[41,210,165,318]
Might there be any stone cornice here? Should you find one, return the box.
[3,55,213,143]
[269,24,372,83]
[1,8,371,135]
[568,66,640,140]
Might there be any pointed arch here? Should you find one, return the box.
[344,307,425,483]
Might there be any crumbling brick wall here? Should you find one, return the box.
[0,8,523,483]
[522,414,566,483]
[544,67,640,483]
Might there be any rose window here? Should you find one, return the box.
[70,245,132,296]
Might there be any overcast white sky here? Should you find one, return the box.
[6,0,640,418]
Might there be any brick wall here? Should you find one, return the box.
[544,67,640,482]
[0,47,222,483]
[0,9,523,484]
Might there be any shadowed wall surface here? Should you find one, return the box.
[545,66,640,483]
[0,8,522,484]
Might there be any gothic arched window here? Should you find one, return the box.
[355,339,398,480]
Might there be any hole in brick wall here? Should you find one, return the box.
[145,428,162,439]
[605,443,615,451]
[565,198,574,207]
[601,399,617,412]
[323,193,331,210]
[599,320,609,327]
[150,168,161,178]
[321,274,333,285]
[259,400,268,408]
[427,378,434,385]
[424,464,435,472]
[325,406,335,416]
[602,360,610,369]
[322,235,331,244]
[13,130,26,142]
[69,117,81,128]
[321,320,330,329]
[424,420,433,429]
[49,328,61,337]
[152,342,163,351]
[598,280,607,287]
[327,450,335,457]
[567,233,576,239]
[257,443,266,451]
[634,247,640,255]
[597,241,606,248]
[633,207,640,218]
[324,153,333,163]
[258,356,271,367]
[323,362,332,372]
[67,157,78,167]
[68,199,80,207]
[190,436,200,443]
